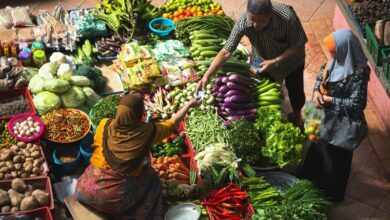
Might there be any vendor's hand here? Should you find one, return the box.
[196,76,210,93]
[312,91,325,109]
[322,95,333,105]
[259,59,277,73]
[188,98,202,108]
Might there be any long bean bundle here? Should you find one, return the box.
[186,109,229,151]
[175,15,235,45]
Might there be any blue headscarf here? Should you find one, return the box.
[328,29,367,82]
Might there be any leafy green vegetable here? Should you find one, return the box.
[262,122,305,168]
[242,177,280,210]
[226,119,263,165]
[283,180,331,209]
[255,107,284,137]
[43,78,71,93]
[60,86,86,108]
[28,75,45,94]
[90,94,120,127]
[33,91,61,115]
[69,76,91,87]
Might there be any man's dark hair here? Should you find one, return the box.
[247,0,273,15]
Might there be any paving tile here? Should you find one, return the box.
[346,172,390,207]
[327,196,376,220]
[378,194,390,215]
[0,0,41,11]
[359,149,387,182]
[381,159,390,182]
[80,0,98,9]
[365,108,384,134]
[33,0,77,15]
[371,208,390,220]
[284,0,322,22]
[368,133,390,160]
[310,0,336,21]
[351,137,373,173]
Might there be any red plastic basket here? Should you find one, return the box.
[8,113,45,142]
[0,87,36,121]
[0,206,53,220]
[0,176,54,214]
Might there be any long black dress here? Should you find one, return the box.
[299,65,370,202]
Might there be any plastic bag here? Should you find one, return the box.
[0,8,12,29]
[9,6,34,27]
[304,101,324,142]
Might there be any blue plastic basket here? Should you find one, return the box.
[148,18,175,37]
[52,145,80,175]
[79,132,94,166]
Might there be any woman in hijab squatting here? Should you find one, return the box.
[299,29,370,202]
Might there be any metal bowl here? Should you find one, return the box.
[165,203,201,220]
[257,171,299,193]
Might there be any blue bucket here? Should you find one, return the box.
[52,145,80,175]
[79,132,94,166]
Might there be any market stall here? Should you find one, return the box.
[0,1,331,219]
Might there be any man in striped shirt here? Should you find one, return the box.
[197,0,308,126]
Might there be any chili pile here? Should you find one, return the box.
[42,108,90,143]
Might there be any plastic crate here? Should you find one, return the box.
[381,48,390,83]
[0,206,53,220]
[0,176,54,214]
[0,87,36,121]
[365,20,390,66]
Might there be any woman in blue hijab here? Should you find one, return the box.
[300,29,370,202]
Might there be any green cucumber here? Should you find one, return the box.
[200,51,218,57]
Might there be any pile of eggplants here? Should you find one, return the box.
[95,36,123,57]
[212,73,257,124]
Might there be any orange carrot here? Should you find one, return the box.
[175,163,189,173]
[173,172,189,179]
[171,155,188,169]
[156,157,163,164]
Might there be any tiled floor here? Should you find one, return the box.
[4,0,390,219]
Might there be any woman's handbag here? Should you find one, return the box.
[320,109,368,150]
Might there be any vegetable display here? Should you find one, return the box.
[90,0,161,40]
[151,133,186,157]
[0,121,17,148]
[241,177,279,210]
[167,82,215,111]
[202,183,253,220]
[0,178,49,213]
[226,120,263,166]
[11,117,42,139]
[41,108,90,143]
[95,36,124,58]
[175,15,235,45]
[195,143,240,188]
[262,122,305,168]
[0,142,46,179]
[254,107,284,137]
[163,0,224,22]
[251,78,283,109]
[186,109,229,151]
[89,94,120,128]
[0,98,30,119]
[144,88,175,120]
[213,73,257,123]
[152,155,190,184]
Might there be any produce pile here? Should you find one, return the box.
[0,142,46,179]
[0,97,30,119]
[151,132,186,157]
[10,116,42,140]
[0,178,50,213]
[0,121,17,148]
[89,94,121,128]
[41,108,90,143]
[162,0,224,22]
[349,0,390,29]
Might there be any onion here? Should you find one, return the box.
[27,117,33,121]
[33,122,40,127]
[28,121,34,127]
[23,126,29,131]
[35,127,40,133]
[29,127,35,133]
[26,131,31,136]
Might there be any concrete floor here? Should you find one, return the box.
[4,0,390,219]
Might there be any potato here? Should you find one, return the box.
[13,155,22,163]
[0,150,12,161]
[21,173,28,178]
[32,167,41,175]
[10,145,18,152]
[31,151,41,159]
[0,161,4,167]
[16,171,22,177]
[5,161,14,171]
[14,163,22,171]
[30,174,36,177]
[33,159,42,168]
[17,142,27,148]
[25,158,33,163]
[24,185,34,197]
[0,167,8,173]
[26,143,32,149]
[25,164,33,173]
[32,189,49,206]
[11,178,27,193]
[10,207,19,212]
[0,189,10,206]
[1,205,11,213]
[0,173,4,180]
[8,189,23,207]
[10,171,17,178]
[20,196,38,211]
[4,174,11,180]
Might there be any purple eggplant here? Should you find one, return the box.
[219,85,229,94]
[227,114,256,121]
[226,89,250,97]
[215,77,223,85]
[228,74,254,86]
[212,86,220,93]
[217,93,225,98]
[226,82,249,93]
[221,76,228,84]
[212,92,219,97]
[222,102,255,109]
[228,95,251,103]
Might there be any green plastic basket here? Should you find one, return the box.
[381,48,390,83]
[365,20,390,66]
